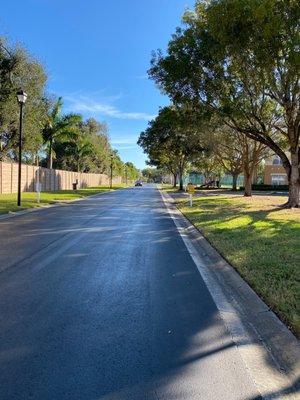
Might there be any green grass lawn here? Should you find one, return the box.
[157,183,178,192]
[177,194,300,335]
[0,186,125,215]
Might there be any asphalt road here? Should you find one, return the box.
[0,186,261,400]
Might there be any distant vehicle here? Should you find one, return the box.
[135,181,143,187]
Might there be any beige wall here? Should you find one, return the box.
[0,161,122,194]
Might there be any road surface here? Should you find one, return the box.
[0,186,261,399]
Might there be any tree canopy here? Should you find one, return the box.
[149,0,299,206]
[138,105,206,189]
[0,39,47,161]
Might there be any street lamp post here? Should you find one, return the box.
[125,165,128,186]
[110,154,113,189]
[16,89,27,207]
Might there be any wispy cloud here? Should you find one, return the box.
[111,137,139,150]
[114,144,137,150]
[64,94,155,121]
[136,74,148,80]
[111,138,137,145]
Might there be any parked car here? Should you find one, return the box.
[135,181,143,187]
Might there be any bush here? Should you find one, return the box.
[239,184,289,191]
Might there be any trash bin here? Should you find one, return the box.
[72,182,78,190]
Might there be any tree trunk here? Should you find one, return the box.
[242,141,253,197]
[252,165,258,184]
[287,151,300,207]
[179,170,184,191]
[173,172,177,188]
[243,167,253,197]
[47,138,53,169]
[232,173,238,191]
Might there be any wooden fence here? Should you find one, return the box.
[0,161,122,194]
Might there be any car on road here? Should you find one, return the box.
[135,181,143,187]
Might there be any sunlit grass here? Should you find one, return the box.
[178,194,300,335]
[157,183,176,192]
[0,186,125,215]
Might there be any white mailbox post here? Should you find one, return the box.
[35,182,42,203]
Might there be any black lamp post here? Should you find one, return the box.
[125,165,128,186]
[16,89,27,206]
[110,154,113,189]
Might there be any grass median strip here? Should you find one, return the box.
[177,194,300,336]
[0,186,125,215]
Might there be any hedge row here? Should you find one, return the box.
[239,184,289,191]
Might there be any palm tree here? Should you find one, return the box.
[43,97,82,169]
[75,137,94,172]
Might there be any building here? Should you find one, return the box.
[183,172,244,188]
[183,154,289,188]
[263,154,288,185]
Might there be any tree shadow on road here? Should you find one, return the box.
[0,191,299,399]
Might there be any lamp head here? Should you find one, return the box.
[17,89,27,104]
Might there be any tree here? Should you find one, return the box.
[149,0,299,206]
[110,150,125,178]
[74,138,94,172]
[239,136,269,196]
[53,134,94,172]
[0,38,47,161]
[77,118,113,174]
[213,131,243,191]
[192,153,223,186]
[211,126,269,193]
[138,105,206,190]
[142,167,167,183]
[125,162,139,182]
[142,167,156,182]
[51,117,116,175]
[42,97,82,169]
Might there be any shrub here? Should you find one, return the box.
[239,184,289,191]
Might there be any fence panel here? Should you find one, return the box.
[0,161,122,194]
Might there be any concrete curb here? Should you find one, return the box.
[0,189,123,222]
[160,189,300,399]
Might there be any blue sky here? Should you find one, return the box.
[0,0,194,169]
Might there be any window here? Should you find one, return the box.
[271,174,286,185]
[272,156,282,165]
